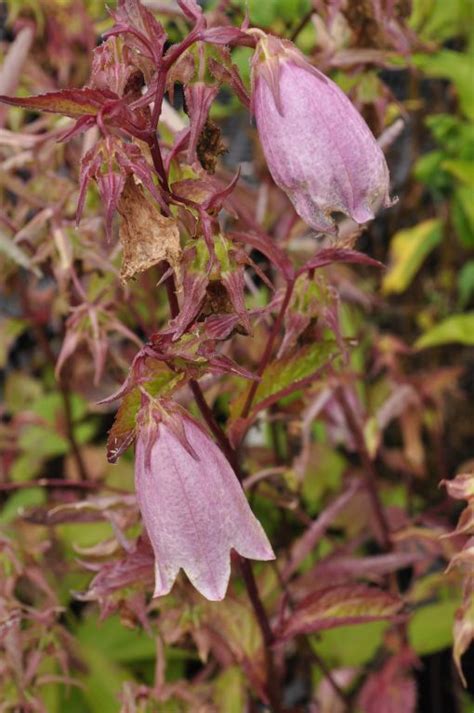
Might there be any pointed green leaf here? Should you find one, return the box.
[383,219,443,294]
[230,340,339,419]
[415,313,474,348]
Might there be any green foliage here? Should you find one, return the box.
[230,340,339,418]
[383,219,443,294]
[409,599,460,655]
[415,313,474,348]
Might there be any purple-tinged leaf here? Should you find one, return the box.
[222,268,252,334]
[310,551,425,581]
[0,87,118,118]
[89,36,145,100]
[283,479,362,580]
[358,650,418,713]
[453,576,474,687]
[177,0,203,22]
[81,536,154,600]
[441,473,474,501]
[203,313,241,340]
[277,584,403,640]
[106,0,167,63]
[78,136,165,239]
[207,353,258,381]
[185,83,220,165]
[296,248,385,277]
[163,272,209,341]
[229,230,294,281]
[208,55,251,108]
[200,27,255,47]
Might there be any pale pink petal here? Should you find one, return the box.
[135,416,274,601]
[252,37,392,233]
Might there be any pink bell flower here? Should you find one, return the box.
[251,35,393,233]
[135,405,275,601]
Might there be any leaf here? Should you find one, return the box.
[107,365,184,463]
[311,621,388,667]
[0,87,117,118]
[0,318,27,368]
[277,585,403,640]
[117,177,181,282]
[0,488,46,525]
[230,340,339,420]
[408,599,459,656]
[453,584,474,687]
[76,613,156,664]
[442,159,474,186]
[412,50,474,119]
[453,185,474,247]
[382,219,442,294]
[358,652,417,713]
[214,666,246,713]
[0,229,41,276]
[283,479,362,580]
[409,0,472,41]
[442,473,474,501]
[458,262,474,308]
[415,313,474,348]
[297,248,384,277]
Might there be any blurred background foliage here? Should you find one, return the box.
[0,0,473,711]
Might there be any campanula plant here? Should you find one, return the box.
[0,0,471,711]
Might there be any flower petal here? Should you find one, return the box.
[135,416,274,601]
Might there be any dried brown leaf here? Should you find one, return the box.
[118,177,181,282]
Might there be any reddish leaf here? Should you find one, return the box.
[230,230,294,281]
[453,577,474,687]
[283,479,362,580]
[107,0,167,63]
[277,584,403,640]
[442,473,474,501]
[81,536,155,600]
[296,248,385,276]
[358,651,418,713]
[200,27,255,47]
[0,88,117,118]
[184,83,220,165]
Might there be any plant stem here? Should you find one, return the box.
[163,271,283,711]
[240,559,284,713]
[21,288,91,483]
[240,280,294,421]
[337,387,392,551]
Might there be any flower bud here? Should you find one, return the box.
[135,407,274,601]
[251,35,392,233]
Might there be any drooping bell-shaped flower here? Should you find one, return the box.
[135,404,274,601]
[251,35,392,233]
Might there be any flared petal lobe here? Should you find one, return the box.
[252,37,392,233]
[135,416,274,601]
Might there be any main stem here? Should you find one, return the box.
[163,274,283,712]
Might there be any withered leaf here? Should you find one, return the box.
[118,177,181,282]
[197,119,226,173]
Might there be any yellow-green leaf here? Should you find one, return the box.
[383,219,443,294]
[230,340,339,419]
[415,313,474,349]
